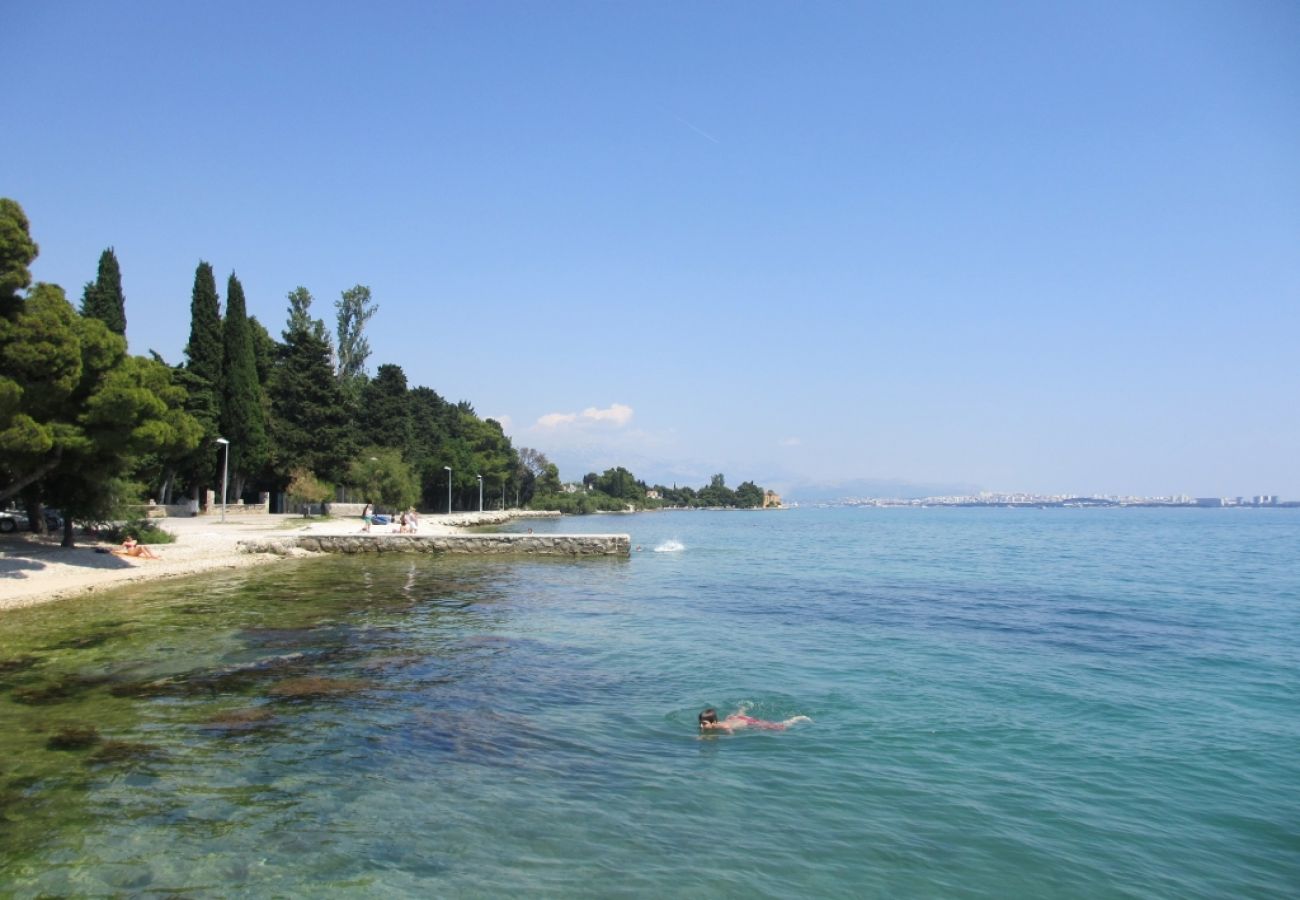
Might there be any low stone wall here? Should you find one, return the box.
[238,533,630,558]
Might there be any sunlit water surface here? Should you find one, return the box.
[1,508,1297,897]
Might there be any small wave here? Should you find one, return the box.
[653,540,686,553]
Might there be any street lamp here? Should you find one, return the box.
[215,438,230,523]
[477,474,483,512]
[444,465,452,514]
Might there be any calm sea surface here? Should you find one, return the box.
[1,508,1297,897]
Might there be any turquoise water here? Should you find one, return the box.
[2,508,1298,897]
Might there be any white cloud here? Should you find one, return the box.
[581,403,633,426]
[536,412,578,429]
[534,403,633,430]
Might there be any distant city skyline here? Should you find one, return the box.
[8,2,1298,496]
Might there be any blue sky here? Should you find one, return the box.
[8,2,1299,497]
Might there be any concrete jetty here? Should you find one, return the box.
[238,532,631,558]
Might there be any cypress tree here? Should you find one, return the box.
[80,247,127,335]
[184,262,222,386]
[220,272,269,494]
[177,262,223,498]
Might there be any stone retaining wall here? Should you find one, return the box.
[238,533,630,558]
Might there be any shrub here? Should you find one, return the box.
[102,518,175,545]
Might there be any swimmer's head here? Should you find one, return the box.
[698,708,718,727]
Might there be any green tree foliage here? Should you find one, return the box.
[180,261,223,494]
[0,282,88,499]
[0,257,200,544]
[537,463,562,495]
[408,385,454,509]
[358,363,413,454]
[459,414,516,510]
[530,467,768,514]
[595,466,643,501]
[348,446,418,511]
[268,287,353,485]
[247,315,277,386]
[734,480,765,508]
[79,247,127,336]
[220,272,269,495]
[184,262,222,386]
[0,198,38,313]
[285,467,333,515]
[515,447,550,506]
[41,349,202,544]
[698,473,736,507]
[335,284,377,396]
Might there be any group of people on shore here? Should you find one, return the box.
[359,504,419,534]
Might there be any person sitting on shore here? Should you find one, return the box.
[113,535,160,560]
[698,706,811,733]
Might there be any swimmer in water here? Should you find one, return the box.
[698,706,811,733]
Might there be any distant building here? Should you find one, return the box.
[763,490,782,508]
[645,489,661,500]
[1195,497,1225,508]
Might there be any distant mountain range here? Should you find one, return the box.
[780,478,982,503]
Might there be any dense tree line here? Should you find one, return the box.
[529,468,770,512]
[0,199,527,540]
[1,201,200,545]
[1,199,771,531]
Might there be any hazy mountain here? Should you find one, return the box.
[781,478,982,503]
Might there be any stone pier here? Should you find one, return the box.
[238,533,630,558]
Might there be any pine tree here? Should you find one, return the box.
[220,272,269,495]
[358,363,413,455]
[0,198,38,313]
[268,287,354,485]
[80,247,127,336]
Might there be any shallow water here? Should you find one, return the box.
[2,508,1297,897]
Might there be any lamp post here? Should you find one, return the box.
[477,474,483,512]
[215,438,230,523]
[444,465,452,514]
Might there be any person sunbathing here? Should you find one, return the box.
[698,706,811,733]
[113,536,160,559]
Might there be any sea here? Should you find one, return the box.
[1,507,1297,897]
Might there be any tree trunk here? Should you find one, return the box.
[158,469,175,505]
[23,496,47,536]
[61,516,76,548]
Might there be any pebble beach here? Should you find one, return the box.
[0,512,519,613]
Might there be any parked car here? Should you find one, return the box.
[0,508,64,533]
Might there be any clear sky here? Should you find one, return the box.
[8,1,1299,498]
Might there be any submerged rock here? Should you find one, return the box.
[46,726,101,751]
[267,676,372,699]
